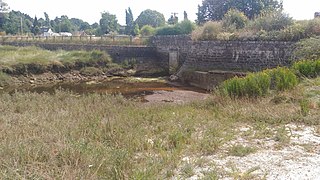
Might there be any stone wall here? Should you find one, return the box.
[151,35,295,73]
[2,37,296,77]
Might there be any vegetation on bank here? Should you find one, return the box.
[0,76,319,179]
[220,59,320,98]
[0,45,122,76]
[192,10,320,41]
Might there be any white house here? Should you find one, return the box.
[41,27,54,36]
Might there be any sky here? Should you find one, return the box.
[4,0,320,25]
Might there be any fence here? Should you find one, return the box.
[0,35,151,46]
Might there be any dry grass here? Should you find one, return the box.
[0,78,319,179]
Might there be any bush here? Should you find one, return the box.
[266,67,298,91]
[192,21,223,41]
[222,9,248,30]
[176,20,196,35]
[220,67,298,98]
[155,26,181,35]
[277,22,306,41]
[155,20,195,36]
[305,18,320,37]
[292,60,320,78]
[221,71,271,98]
[140,25,155,36]
[249,10,293,32]
[294,37,320,60]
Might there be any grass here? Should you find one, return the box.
[0,45,114,75]
[220,67,298,98]
[0,76,319,179]
[228,145,256,157]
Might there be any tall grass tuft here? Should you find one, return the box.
[266,67,298,91]
[221,71,271,98]
[292,59,320,78]
[220,67,298,98]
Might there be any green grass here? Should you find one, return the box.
[0,77,319,178]
[220,67,298,98]
[0,46,113,75]
[228,145,256,157]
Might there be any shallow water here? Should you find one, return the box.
[2,77,207,100]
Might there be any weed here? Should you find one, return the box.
[300,98,310,117]
[274,126,291,144]
[201,169,219,180]
[228,145,256,157]
[230,165,260,180]
[0,71,12,87]
[180,163,195,178]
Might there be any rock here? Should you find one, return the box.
[29,80,35,84]
[169,75,179,81]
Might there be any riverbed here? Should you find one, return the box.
[0,77,210,103]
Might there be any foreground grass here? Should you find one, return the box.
[0,78,319,179]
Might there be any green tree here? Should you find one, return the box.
[99,12,119,35]
[197,0,283,24]
[125,7,135,35]
[184,11,188,21]
[2,10,33,34]
[32,16,40,35]
[44,12,50,27]
[135,9,165,28]
[222,9,248,30]
[140,25,155,36]
[0,0,9,31]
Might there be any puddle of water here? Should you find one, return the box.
[2,78,207,100]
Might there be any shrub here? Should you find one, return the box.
[222,9,249,30]
[191,21,223,41]
[278,22,306,41]
[266,67,298,91]
[294,37,320,60]
[221,71,271,98]
[305,18,320,37]
[155,26,181,35]
[248,10,293,32]
[292,60,320,78]
[140,25,156,36]
[176,20,196,35]
[155,20,195,36]
[220,67,298,98]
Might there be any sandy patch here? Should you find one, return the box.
[144,90,210,104]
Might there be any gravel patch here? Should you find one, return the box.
[175,125,320,180]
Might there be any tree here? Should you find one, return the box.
[0,0,9,12]
[140,25,155,36]
[0,0,9,31]
[32,16,40,35]
[99,12,119,35]
[196,0,283,24]
[184,11,188,21]
[1,10,33,34]
[125,7,135,35]
[135,9,165,28]
[44,12,50,27]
